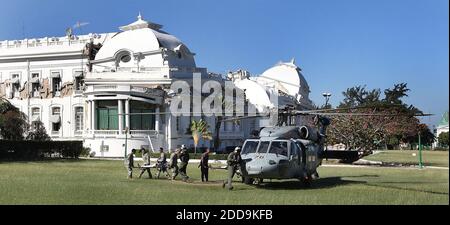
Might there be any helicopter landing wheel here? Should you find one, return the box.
[300,176,312,188]
[243,176,254,185]
[253,178,264,185]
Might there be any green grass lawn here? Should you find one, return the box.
[364,150,449,167]
[0,159,448,205]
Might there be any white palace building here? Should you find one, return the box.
[0,15,313,157]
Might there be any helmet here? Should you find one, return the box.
[234,147,241,152]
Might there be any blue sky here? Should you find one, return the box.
[0,0,448,127]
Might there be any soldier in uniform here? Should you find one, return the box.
[168,148,180,180]
[178,145,190,182]
[222,147,242,190]
[138,148,152,179]
[124,149,136,179]
[156,147,170,179]
[198,148,210,182]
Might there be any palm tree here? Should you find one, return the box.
[188,119,212,154]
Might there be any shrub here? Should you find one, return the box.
[80,147,91,157]
[434,146,449,151]
[0,140,83,160]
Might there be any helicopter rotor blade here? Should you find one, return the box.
[289,104,406,114]
[218,114,269,122]
[304,112,433,116]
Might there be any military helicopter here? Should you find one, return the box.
[222,107,431,186]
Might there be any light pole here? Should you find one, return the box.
[322,92,331,108]
[418,132,423,169]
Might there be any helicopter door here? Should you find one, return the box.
[289,142,302,177]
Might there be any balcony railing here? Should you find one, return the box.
[90,130,159,137]
[93,130,119,136]
[93,85,117,90]
[130,130,159,137]
[91,66,206,74]
[0,36,94,49]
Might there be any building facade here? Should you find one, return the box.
[0,15,313,157]
[434,111,449,147]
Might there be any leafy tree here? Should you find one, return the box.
[26,121,50,141]
[0,98,29,140]
[339,85,381,108]
[187,119,212,154]
[414,123,435,146]
[328,83,423,150]
[383,83,409,105]
[438,132,449,147]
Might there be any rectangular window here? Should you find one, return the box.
[52,122,60,132]
[31,107,40,129]
[257,141,270,153]
[130,101,155,130]
[51,71,61,97]
[52,77,61,95]
[75,107,83,132]
[31,108,40,117]
[73,70,83,91]
[31,83,40,97]
[96,100,119,130]
[12,83,20,98]
[10,73,21,98]
[52,107,61,115]
[51,107,61,133]
[268,141,288,156]
[242,140,259,154]
[75,76,83,91]
[31,72,40,97]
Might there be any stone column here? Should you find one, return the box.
[167,113,172,151]
[125,99,130,131]
[91,100,96,131]
[87,100,92,131]
[118,99,123,134]
[155,107,160,131]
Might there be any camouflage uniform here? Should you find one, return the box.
[124,151,135,179]
[178,149,190,181]
[139,151,152,179]
[199,151,209,182]
[156,150,170,179]
[168,150,179,180]
[223,148,242,190]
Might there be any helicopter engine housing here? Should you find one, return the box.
[299,125,319,142]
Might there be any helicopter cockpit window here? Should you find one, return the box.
[268,141,288,156]
[257,141,270,153]
[242,140,259,154]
